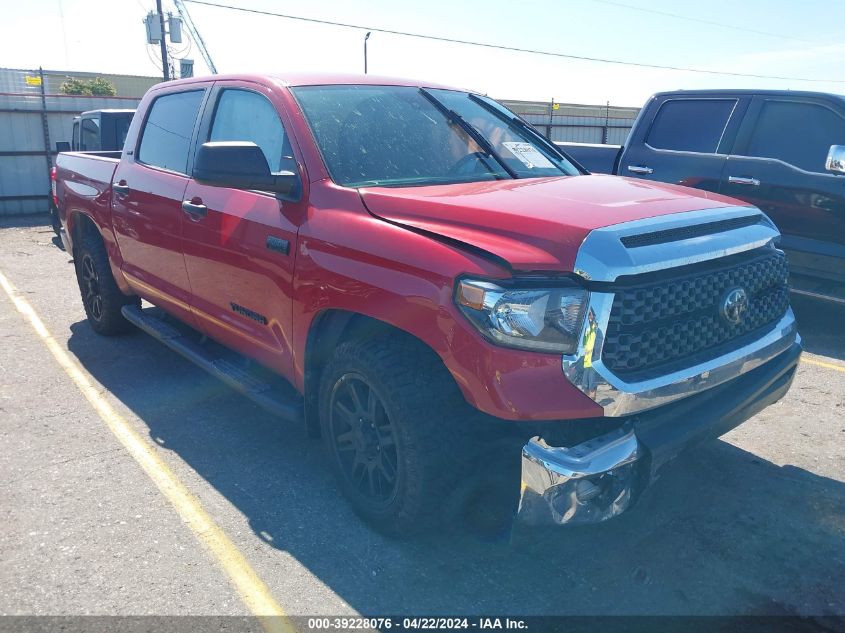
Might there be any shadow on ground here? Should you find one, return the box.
[0,213,50,229]
[65,318,845,618]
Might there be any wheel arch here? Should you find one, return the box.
[302,309,461,438]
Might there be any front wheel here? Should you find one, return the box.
[74,234,139,336]
[319,336,470,536]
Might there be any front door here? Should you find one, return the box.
[620,97,745,193]
[180,83,304,382]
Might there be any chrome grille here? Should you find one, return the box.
[602,249,789,379]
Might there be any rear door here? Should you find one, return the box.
[620,96,747,193]
[180,81,305,382]
[720,96,845,282]
[112,87,208,326]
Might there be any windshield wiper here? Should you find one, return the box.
[419,88,518,180]
[467,94,586,174]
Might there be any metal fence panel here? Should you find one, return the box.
[502,98,640,147]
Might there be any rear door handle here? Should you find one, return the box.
[181,199,207,218]
[627,165,654,175]
[113,181,130,196]
[728,176,761,187]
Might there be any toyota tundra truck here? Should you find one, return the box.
[55,74,801,534]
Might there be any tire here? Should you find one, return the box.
[318,335,472,536]
[74,233,139,336]
[49,204,62,238]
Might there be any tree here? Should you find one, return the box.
[88,77,117,96]
[59,77,117,96]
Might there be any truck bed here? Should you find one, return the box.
[55,151,121,231]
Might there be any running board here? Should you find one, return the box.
[121,305,303,423]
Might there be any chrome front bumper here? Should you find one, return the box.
[517,427,643,526]
[516,340,802,527]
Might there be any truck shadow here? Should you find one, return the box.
[66,321,845,617]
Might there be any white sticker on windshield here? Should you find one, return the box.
[501,142,555,169]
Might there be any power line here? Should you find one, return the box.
[588,0,818,44]
[183,0,844,83]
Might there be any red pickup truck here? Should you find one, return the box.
[55,73,801,534]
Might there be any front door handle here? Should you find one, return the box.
[181,199,207,218]
[113,181,130,196]
[728,176,761,187]
[627,165,654,175]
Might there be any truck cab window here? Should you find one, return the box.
[743,101,845,173]
[137,90,204,174]
[646,99,736,153]
[80,118,100,151]
[209,89,294,173]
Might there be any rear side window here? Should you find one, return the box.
[81,118,100,151]
[646,99,736,153]
[743,100,845,173]
[138,90,204,173]
[209,89,294,173]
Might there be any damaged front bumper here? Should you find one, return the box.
[515,340,802,527]
[517,426,643,526]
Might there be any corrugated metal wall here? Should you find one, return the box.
[499,99,640,146]
[0,68,155,216]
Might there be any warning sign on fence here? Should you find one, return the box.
[24,75,42,86]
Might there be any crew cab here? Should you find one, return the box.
[55,74,801,534]
[559,90,845,304]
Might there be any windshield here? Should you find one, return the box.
[292,85,580,187]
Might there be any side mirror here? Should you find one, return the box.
[55,141,71,152]
[193,141,299,195]
[826,145,845,175]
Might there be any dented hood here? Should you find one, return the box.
[359,175,746,271]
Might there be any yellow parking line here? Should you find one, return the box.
[802,356,845,374]
[0,271,293,633]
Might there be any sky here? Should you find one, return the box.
[1,0,843,106]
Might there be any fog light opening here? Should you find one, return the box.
[575,478,602,503]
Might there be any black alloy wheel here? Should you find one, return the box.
[328,373,400,508]
[80,253,104,323]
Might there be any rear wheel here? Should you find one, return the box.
[75,234,139,336]
[319,335,472,536]
[49,204,62,237]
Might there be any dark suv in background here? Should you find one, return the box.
[560,90,845,304]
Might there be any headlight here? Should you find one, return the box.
[455,278,589,354]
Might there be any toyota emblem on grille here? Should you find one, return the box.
[721,287,749,325]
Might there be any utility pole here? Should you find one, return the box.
[156,0,170,80]
[173,0,217,74]
[364,32,371,74]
